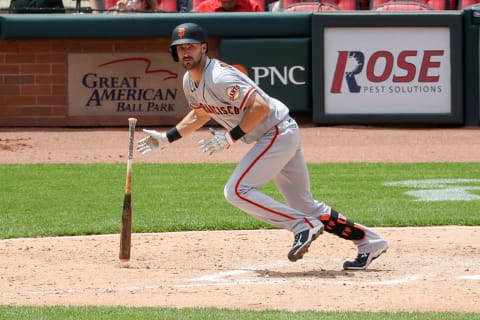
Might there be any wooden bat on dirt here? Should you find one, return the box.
[119,117,137,262]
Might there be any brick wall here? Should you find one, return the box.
[0,37,173,126]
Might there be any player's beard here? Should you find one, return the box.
[181,54,202,71]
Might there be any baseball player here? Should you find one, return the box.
[137,22,388,269]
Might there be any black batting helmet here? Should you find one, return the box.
[170,22,208,62]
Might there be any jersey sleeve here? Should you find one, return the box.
[212,66,256,111]
[182,73,202,110]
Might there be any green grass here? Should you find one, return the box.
[1,163,480,238]
[1,163,479,319]
[0,306,478,320]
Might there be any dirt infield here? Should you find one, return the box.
[1,125,480,312]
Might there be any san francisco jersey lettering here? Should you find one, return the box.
[183,58,289,143]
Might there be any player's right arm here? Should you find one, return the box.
[176,108,211,137]
[137,108,211,155]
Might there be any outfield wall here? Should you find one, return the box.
[0,11,478,126]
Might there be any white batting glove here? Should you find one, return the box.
[198,128,234,155]
[137,129,168,155]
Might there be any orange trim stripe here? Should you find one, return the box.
[238,87,255,110]
[233,125,314,228]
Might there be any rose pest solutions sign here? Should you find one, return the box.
[317,26,456,122]
[68,53,189,119]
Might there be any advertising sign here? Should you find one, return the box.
[324,27,451,115]
[220,38,311,113]
[68,53,189,117]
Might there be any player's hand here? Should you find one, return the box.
[137,129,168,155]
[198,128,234,155]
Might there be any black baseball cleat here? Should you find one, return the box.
[343,240,388,270]
[288,225,323,262]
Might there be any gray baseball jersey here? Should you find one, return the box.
[183,57,289,144]
[182,57,383,247]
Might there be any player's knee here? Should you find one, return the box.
[223,181,252,205]
[223,184,235,203]
[223,181,240,205]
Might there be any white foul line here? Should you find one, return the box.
[190,260,428,287]
[1,272,475,297]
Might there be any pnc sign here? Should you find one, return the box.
[220,38,311,113]
[250,66,306,86]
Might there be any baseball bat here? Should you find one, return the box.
[119,117,137,262]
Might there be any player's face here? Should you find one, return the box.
[177,43,204,70]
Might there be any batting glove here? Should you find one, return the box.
[137,129,169,155]
[198,128,234,155]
